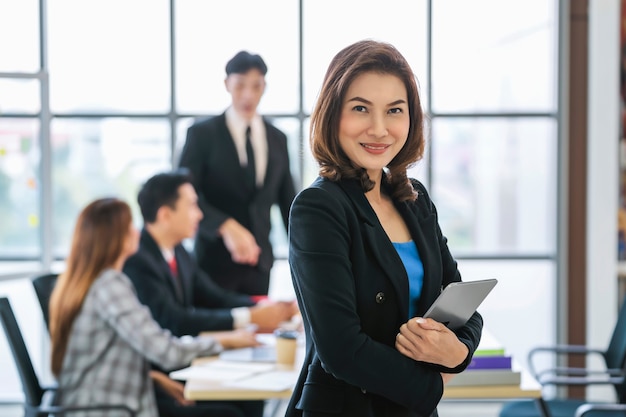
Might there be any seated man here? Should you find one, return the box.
[124,169,298,417]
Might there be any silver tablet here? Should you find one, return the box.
[423,278,497,330]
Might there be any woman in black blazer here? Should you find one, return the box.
[286,40,483,417]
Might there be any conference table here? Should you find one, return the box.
[183,361,541,401]
[181,338,542,416]
[183,357,297,401]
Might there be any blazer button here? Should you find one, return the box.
[375,292,385,304]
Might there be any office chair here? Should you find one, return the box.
[0,297,136,417]
[573,403,626,416]
[31,273,58,328]
[499,297,626,417]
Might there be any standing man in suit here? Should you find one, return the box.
[123,169,298,417]
[178,50,296,296]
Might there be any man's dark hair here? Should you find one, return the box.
[138,168,194,223]
[225,50,267,76]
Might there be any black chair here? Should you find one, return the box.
[0,297,135,416]
[499,298,626,417]
[32,273,58,328]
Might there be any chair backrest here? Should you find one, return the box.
[604,297,626,402]
[0,297,44,406]
[32,273,58,329]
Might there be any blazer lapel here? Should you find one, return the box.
[396,193,442,316]
[259,122,277,192]
[338,180,410,317]
[140,229,185,304]
[174,246,191,306]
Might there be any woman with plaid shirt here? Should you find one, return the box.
[49,198,254,417]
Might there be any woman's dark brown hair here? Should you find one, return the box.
[49,198,132,376]
[310,39,425,202]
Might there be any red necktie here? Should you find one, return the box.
[168,257,178,277]
[167,256,183,302]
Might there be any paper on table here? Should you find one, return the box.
[170,359,275,381]
[256,333,277,346]
[224,370,299,391]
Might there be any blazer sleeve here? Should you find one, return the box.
[178,122,231,239]
[413,180,483,373]
[123,253,236,335]
[272,128,296,231]
[192,265,256,309]
[91,270,222,371]
[289,186,443,416]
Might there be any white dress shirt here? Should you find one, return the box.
[225,106,268,187]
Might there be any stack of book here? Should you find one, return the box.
[448,330,521,387]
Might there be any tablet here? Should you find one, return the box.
[423,278,497,330]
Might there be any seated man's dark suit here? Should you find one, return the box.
[123,228,263,417]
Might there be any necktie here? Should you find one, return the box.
[167,256,184,302]
[245,126,256,188]
[168,257,178,277]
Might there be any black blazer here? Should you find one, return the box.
[123,229,255,336]
[287,177,483,417]
[178,113,296,275]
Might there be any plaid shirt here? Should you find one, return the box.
[57,268,221,417]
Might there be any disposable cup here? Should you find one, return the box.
[274,329,298,366]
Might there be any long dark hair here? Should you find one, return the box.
[49,198,132,376]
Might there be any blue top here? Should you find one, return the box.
[392,240,424,319]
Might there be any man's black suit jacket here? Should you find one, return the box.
[178,113,296,294]
[123,229,255,336]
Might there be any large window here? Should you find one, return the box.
[0,0,560,399]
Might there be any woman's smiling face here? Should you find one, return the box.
[338,71,410,181]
